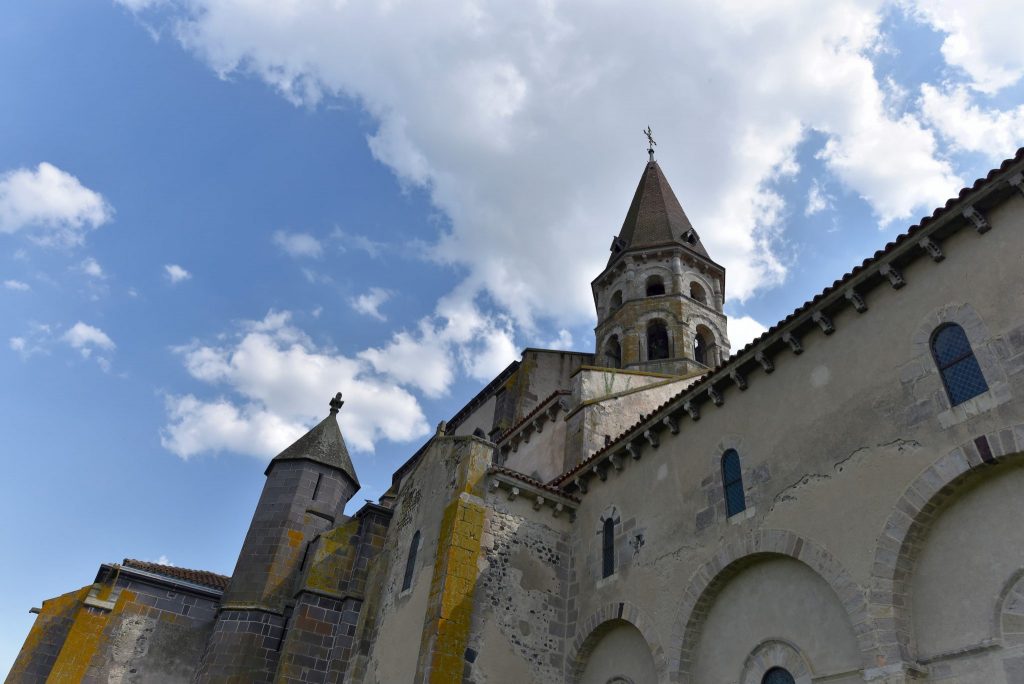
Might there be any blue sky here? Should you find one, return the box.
[2,0,1023,669]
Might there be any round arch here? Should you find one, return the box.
[567,602,669,683]
[866,424,1024,666]
[668,530,874,683]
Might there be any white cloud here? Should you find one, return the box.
[358,288,518,397]
[9,337,26,352]
[273,230,323,258]
[62,322,116,353]
[0,162,112,245]
[805,180,832,216]
[350,287,392,321]
[164,263,192,283]
[163,310,430,459]
[727,315,769,353]
[81,257,105,279]
[3,279,30,291]
[543,329,574,350]
[122,0,968,328]
[906,0,1024,94]
[154,555,174,566]
[920,84,1024,160]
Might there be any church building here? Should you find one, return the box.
[8,144,1024,684]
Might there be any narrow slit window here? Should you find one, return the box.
[402,531,420,592]
[931,323,988,406]
[312,473,323,501]
[722,449,746,517]
[602,518,615,578]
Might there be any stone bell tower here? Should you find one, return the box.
[592,138,729,375]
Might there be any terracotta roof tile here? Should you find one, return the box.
[123,559,230,591]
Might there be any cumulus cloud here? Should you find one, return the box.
[920,84,1024,160]
[350,287,391,321]
[3,279,30,291]
[81,257,105,278]
[164,263,192,283]
[727,315,769,352]
[0,162,112,245]
[162,310,430,459]
[62,322,116,370]
[9,337,26,352]
[273,230,323,258]
[805,181,832,216]
[358,289,518,397]
[119,0,969,329]
[62,322,115,353]
[906,0,1024,94]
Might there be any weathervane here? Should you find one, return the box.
[644,125,657,161]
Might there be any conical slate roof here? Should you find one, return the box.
[266,393,359,487]
[609,160,709,264]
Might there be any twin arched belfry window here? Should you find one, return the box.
[931,323,988,407]
[722,449,746,517]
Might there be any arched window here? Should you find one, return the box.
[645,275,665,297]
[762,668,795,684]
[689,282,707,305]
[610,290,623,312]
[604,336,622,369]
[931,323,988,406]
[602,518,615,578]
[647,321,669,361]
[402,530,420,592]
[693,325,715,366]
[722,449,746,517]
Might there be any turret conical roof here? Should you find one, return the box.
[609,160,710,264]
[266,392,359,487]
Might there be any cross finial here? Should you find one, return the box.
[644,125,656,161]
[329,392,344,414]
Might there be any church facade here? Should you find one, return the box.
[9,147,1024,684]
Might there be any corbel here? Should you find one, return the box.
[575,476,588,494]
[593,464,607,482]
[643,429,659,450]
[608,453,623,472]
[533,418,545,434]
[755,350,775,373]
[533,495,545,511]
[1009,172,1024,199]
[782,331,803,355]
[521,425,532,444]
[879,263,905,289]
[510,434,521,453]
[507,486,520,501]
[624,442,640,461]
[707,387,724,406]
[844,288,868,313]
[729,369,748,391]
[553,503,565,518]
[662,415,679,434]
[683,400,700,421]
[488,479,500,493]
[812,311,835,335]
[962,205,990,234]
[918,236,944,262]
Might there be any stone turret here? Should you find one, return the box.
[592,153,729,375]
[195,393,359,682]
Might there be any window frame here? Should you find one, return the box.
[721,449,746,518]
[930,323,989,407]
[402,530,421,592]
[601,517,615,578]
